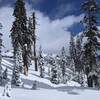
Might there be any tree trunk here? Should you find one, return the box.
[23,46,29,76]
[24,64,28,76]
[34,41,38,71]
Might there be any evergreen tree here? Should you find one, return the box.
[11,0,28,84]
[60,47,67,83]
[46,55,54,77]
[69,33,75,59]
[75,36,83,72]
[75,36,85,85]
[12,46,22,85]
[50,63,59,84]
[38,46,44,78]
[0,24,3,85]
[0,31,2,74]
[81,0,100,87]
[11,0,28,76]
[69,33,77,70]
[27,17,33,58]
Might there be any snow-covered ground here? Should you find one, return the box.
[0,52,100,100]
[0,83,100,100]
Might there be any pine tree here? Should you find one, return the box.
[27,17,33,58]
[60,47,67,83]
[11,0,28,76]
[0,30,2,75]
[75,36,83,72]
[12,46,22,85]
[81,0,100,87]
[0,23,3,85]
[75,36,85,85]
[69,33,77,70]
[11,0,28,84]
[50,64,59,84]
[69,33,75,59]
[38,46,44,78]
[46,55,54,77]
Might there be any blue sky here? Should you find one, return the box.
[0,0,100,18]
[0,0,100,53]
[0,0,85,19]
[0,0,100,34]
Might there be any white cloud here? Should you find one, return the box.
[0,7,14,51]
[0,4,83,54]
[36,12,83,53]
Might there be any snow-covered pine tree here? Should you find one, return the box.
[97,55,100,88]
[60,47,67,84]
[0,26,2,71]
[81,0,100,88]
[68,58,76,80]
[69,33,77,70]
[50,57,59,84]
[38,46,45,78]
[12,45,22,86]
[75,36,83,72]
[0,23,3,85]
[75,36,85,86]
[27,17,33,65]
[50,65,59,84]
[46,55,54,77]
[69,33,83,84]
[11,0,29,77]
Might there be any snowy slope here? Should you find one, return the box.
[0,51,100,100]
[0,83,100,100]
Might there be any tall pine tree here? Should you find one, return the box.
[69,33,77,71]
[82,0,100,87]
[11,0,28,84]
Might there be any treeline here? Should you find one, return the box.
[38,0,100,88]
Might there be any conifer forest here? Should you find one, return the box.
[0,0,100,100]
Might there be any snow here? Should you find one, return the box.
[0,51,100,100]
[0,86,100,100]
[2,50,13,57]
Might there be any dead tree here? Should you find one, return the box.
[32,12,38,71]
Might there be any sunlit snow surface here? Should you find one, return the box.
[0,86,100,100]
[0,51,100,100]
